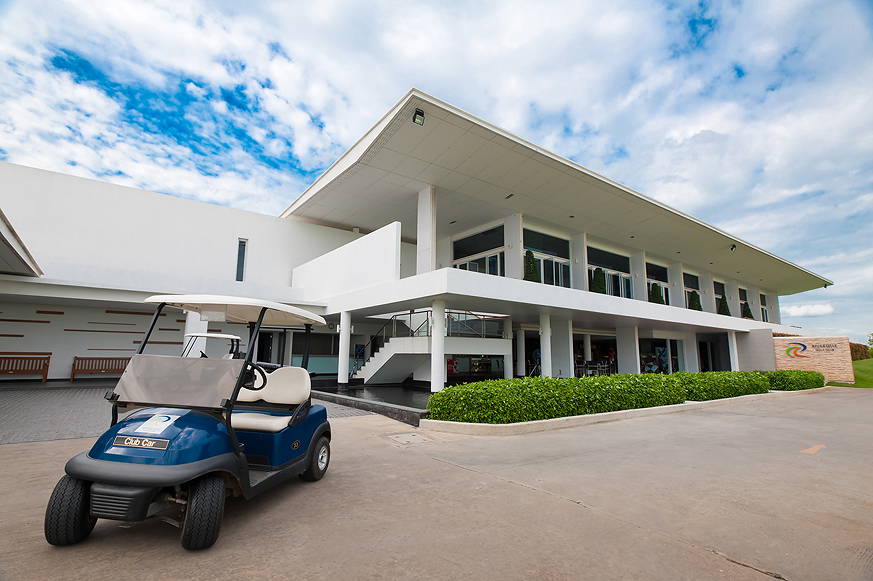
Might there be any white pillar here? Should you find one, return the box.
[666,339,673,373]
[516,328,526,376]
[416,185,437,274]
[430,300,446,392]
[748,287,762,321]
[768,293,781,324]
[668,263,686,308]
[726,280,741,318]
[727,331,739,371]
[503,318,513,379]
[549,317,574,378]
[616,326,640,374]
[699,271,717,313]
[284,329,294,366]
[682,334,700,373]
[504,213,524,279]
[539,312,552,377]
[583,334,592,361]
[570,232,589,291]
[337,311,351,384]
[631,251,647,302]
[183,311,209,357]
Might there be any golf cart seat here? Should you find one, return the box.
[231,366,310,433]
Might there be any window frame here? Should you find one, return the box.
[235,238,248,282]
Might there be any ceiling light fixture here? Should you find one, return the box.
[412,108,425,126]
[569,215,575,218]
[505,193,514,199]
[449,220,457,225]
[629,235,635,239]
[729,244,737,252]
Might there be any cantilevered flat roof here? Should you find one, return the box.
[281,89,831,296]
[0,208,42,277]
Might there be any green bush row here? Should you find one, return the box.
[674,371,770,401]
[426,374,685,424]
[762,370,824,391]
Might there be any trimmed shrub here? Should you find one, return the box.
[648,283,665,304]
[687,291,703,311]
[590,267,607,294]
[763,370,824,391]
[850,342,870,361]
[716,295,732,316]
[426,374,685,424]
[674,371,769,401]
[523,250,541,283]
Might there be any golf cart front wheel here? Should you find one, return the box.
[44,475,97,546]
[301,436,330,482]
[180,475,225,550]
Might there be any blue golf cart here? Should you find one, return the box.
[44,295,331,550]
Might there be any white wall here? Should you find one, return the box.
[291,222,402,301]
[0,163,364,301]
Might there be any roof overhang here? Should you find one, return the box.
[281,89,831,296]
[0,208,43,277]
[145,294,327,327]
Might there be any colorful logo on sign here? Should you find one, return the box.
[786,342,809,358]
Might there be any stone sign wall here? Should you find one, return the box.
[773,336,854,383]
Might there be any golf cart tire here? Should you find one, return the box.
[301,436,330,482]
[180,474,225,550]
[44,475,97,546]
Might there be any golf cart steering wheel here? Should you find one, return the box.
[245,362,268,391]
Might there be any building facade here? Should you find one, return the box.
[0,89,832,390]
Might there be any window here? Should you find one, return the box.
[523,229,571,288]
[453,226,504,260]
[713,281,725,299]
[646,263,670,304]
[683,273,700,290]
[760,293,769,322]
[588,247,632,298]
[235,239,247,282]
[739,287,751,318]
[452,226,505,278]
[587,247,630,273]
[684,273,701,308]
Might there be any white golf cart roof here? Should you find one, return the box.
[145,294,326,327]
[184,333,242,341]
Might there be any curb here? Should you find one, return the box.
[418,386,836,436]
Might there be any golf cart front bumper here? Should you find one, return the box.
[65,451,240,488]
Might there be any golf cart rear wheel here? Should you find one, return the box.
[301,436,330,482]
[180,475,225,551]
[44,475,97,546]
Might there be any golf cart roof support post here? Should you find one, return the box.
[137,303,166,355]
[301,323,312,370]
[224,306,268,458]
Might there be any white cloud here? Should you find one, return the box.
[782,304,835,317]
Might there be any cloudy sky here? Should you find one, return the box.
[0,0,871,340]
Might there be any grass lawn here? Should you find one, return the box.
[830,358,873,388]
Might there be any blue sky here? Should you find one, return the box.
[0,0,871,341]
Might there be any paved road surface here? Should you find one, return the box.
[1,387,871,580]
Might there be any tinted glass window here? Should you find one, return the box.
[760,293,767,306]
[683,273,700,290]
[453,226,504,260]
[739,288,748,302]
[292,333,335,355]
[236,239,247,281]
[646,263,669,282]
[713,281,726,296]
[523,229,570,259]
[588,247,630,274]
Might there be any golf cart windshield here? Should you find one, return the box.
[114,354,243,409]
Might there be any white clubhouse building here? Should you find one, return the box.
[0,89,831,391]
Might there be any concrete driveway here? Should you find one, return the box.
[1,387,871,580]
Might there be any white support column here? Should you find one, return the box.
[699,271,717,313]
[183,311,209,357]
[616,326,640,374]
[337,311,351,385]
[516,328,526,376]
[430,300,446,392]
[768,293,781,324]
[570,232,589,291]
[681,333,700,373]
[726,280,741,318]
[416,185,437,274]
[503,318,513,379]
[583,334,592,361]
[550,317,573,378]
[504,213,524,279]
[668,263,686,308]
[284,329,294,366]
[630,251,647,302]
[748,286,762,321]
[539,312,552,378]
[666,340,674,374]
[727,331,740,371]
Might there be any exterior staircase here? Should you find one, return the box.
[352,336,430,384]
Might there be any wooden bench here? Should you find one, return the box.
[70,356,131,381]
[0,352,51,382]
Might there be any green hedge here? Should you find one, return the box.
[674,371,769,401]
[762,370,824,391]
[426,375,685,424]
